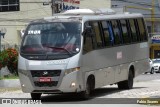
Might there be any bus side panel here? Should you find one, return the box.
[94,69,106,88]
[134,43,150,76]
[105,67,115,85]
[82,42,149,89]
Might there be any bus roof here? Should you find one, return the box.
[31,9,144,23]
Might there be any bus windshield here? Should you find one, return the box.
[21,22,81,59]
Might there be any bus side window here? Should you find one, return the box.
[101,21,111,47]
[137,18,147,41]
[134,19,141,41]
[142,18,148,41]
[83,22,94,54]
[120,20,131,44]
[129,19,138,42]
[90,22,103,48]
[107,21,114,45]
[111,20,122,45]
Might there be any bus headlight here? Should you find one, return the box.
[64,67,80,75]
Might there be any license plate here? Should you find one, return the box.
[39,77,51,82]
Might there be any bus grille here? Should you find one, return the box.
[30,70,61,77]
[34,81,58,87]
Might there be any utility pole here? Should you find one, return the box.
[51,0,56,15]
[151,0,155,33]
[51,0,62,15]
[0,32,1,52]
[0,30,6,52]
[124,0,155,33]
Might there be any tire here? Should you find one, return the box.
[79,80,91,100]
[118,70,134,89]
[144,72,148,74]
[30,93,41,100]
[150,68,154,74]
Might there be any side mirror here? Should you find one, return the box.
[20,29,25,38]
[82,26,94,37]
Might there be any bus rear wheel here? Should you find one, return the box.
[30,93,42,100]
[118,70,134,89]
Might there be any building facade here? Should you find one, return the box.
[1,0,160,49]
[0,0,52,49]
[0,0,110,49]
[111,0,160,34]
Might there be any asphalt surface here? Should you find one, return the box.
[0,73,160,106]
[134,73,160,82]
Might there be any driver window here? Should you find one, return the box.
[83,22,94,54]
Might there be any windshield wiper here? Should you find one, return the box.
[45,46,72,56]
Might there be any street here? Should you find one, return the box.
[0,73,160,105]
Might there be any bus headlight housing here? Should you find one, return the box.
[64,67,80,75]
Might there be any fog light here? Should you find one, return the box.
[22,84,25,87]
[71,82,76,87]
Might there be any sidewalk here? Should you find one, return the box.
[0,79,20,88]
[99,79,160,98]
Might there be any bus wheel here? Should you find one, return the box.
[118,70,134,89]
[80,80,91,100]
[30,93,42,100]
[150,68,154,74]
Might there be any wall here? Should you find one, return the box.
[80,0,110,9]
[0,0,51,46]
[0,0,111,46]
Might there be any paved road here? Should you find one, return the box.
[0,73,160,105]
[134,73,160,82]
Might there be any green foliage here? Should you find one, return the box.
[0,48,18,75]
[0,75,18,80]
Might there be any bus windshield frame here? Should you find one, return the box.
[20,22,82,60]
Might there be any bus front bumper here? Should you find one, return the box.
[18,70,83,93]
